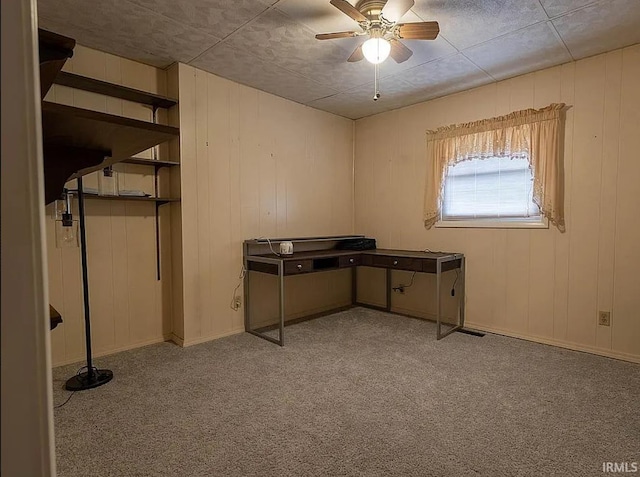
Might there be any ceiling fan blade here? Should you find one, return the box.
[381,0,415,23]
[397,22,440,40]
[316,31,359,40]
[389,39,413,63]
[330,0,367,23]
[347,45,364,62]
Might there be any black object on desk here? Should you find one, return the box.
[243,236,465,346]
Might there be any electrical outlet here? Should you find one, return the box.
[393,287,405,294]
[598,311,611,326]
[234,297,242,309]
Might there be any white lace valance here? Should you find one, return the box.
[424,103,566,231]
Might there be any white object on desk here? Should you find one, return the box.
[279,241,293,255]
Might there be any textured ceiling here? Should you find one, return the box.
[38,0,640,119]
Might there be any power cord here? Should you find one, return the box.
[230,265,246,311]
[255,237,281,256]
[54,365,97,409]
[392,271,417,294]
[451,269,460,297]
[55,391,76,409]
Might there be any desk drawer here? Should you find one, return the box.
[284,259,313,275]
[339,255,360,267]
[370,255,423,272]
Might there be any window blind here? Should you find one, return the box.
[442,156,541,221]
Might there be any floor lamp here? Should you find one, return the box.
[64,176,113,391]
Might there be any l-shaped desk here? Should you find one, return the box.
[243,236,465,346]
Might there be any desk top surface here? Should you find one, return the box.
[251,248,461,261]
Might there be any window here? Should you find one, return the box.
[424,104,566,231]
[438,155,546,228]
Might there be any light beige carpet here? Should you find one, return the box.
[52,307,640,477]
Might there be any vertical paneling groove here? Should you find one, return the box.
[595,50,622,351]
[354,45,640,362]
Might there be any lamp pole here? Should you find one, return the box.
[64,176,113,391]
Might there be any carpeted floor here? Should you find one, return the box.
[52,307,640,477]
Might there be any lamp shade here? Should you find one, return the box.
[362,38,391,64]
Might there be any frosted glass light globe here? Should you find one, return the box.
[362,38,391,64]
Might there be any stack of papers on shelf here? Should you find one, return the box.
[118,190,150,197]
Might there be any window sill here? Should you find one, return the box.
[436,218,549,229]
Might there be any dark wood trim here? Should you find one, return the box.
[247,261,279,275]
[247,250,462,276]
[55,71,178,109]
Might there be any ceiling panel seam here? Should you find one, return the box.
[188,3,287,64]
[547,20,575,62]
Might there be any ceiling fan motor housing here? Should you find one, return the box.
[356,0,388,21]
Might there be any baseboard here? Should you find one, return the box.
[169,333,184,347]
[174,328,245,348]
[465,321,640,364]
[52,335,171,368]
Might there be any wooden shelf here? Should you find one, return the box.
[39,29,75,99]
[79,192,180,206]
[42,102,179,165]
[122,157,180,168]
[41,101,180,203]
[55,71,178,109]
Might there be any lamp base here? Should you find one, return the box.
[65,369,113,391]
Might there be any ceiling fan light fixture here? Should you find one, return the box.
[362,37,391,64]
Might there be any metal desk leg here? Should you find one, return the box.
[436,258,442,340]
[460,256,466,328]
[278,261,285,347]
[437,255,464,340]
[351,267,357,306]
[386,268,392,312]
[243,256,250,333]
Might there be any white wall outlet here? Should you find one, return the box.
[598,311,611,326]
[233,296,242,309]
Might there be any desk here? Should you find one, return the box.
[243,236,465,346]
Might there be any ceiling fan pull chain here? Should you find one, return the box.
[373,62,381,101]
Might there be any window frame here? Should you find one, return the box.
[436,216,549,229]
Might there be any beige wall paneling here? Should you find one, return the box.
[612,46,640,356]
[595,50,623,351]
[195,68,213,339]
[566,54,606,347]
[354,46,640,362]
[175,64,355,345]
[552,61,576,343]
[166,63,184,343]
[527,66,562,340]
[45,46,173,366]
[207,74,237,334]
[177,63,201,342]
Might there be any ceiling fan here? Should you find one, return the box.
[316,0,439,65]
